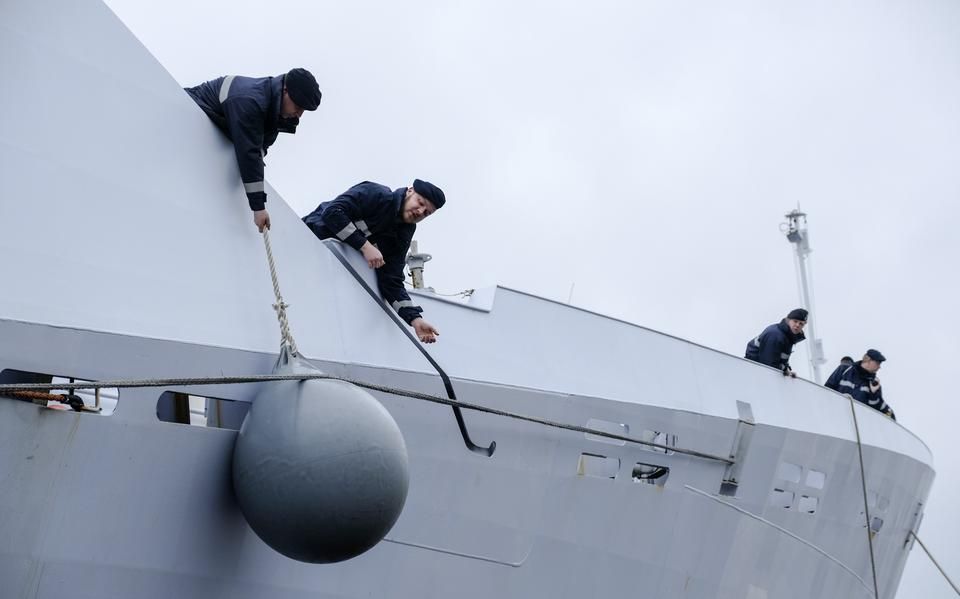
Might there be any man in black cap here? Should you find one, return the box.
[825,349,895,419]
[303,180,445,343]
[185,68,322,232]
[744,308,808,377]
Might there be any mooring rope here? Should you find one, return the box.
[848,395,880,599]
[909,531,960,596]
[262,230,299,356]
[0,374,732,464]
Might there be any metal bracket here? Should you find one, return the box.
[719,400,755,496]
[904,502,925,549]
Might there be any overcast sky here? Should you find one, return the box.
[104,0,960,595]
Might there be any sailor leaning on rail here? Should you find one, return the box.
[184,68,322,232]
[744,308,808,377]
[303,180,445,343]
[825,349,896,420]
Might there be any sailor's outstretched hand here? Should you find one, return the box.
[361,242,385,269]
[412,318,439,343]
[254,209,271,232]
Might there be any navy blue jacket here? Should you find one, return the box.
[744,319,805,371]
[303,182,423,325]
[825,363,895,419]
[185,74,292,211]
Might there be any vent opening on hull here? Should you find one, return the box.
[582,420,678,456]
[641,430,677,455]
[806,469,826,489]
[868,491,890,511]
[777,462,803,483]
[584,419,629,445]
[0,368,118,414]
[632,462,669,487]
[798,495,819,514]
[770,488,795,509]
[769,462,828,515]
[156,391,248,430]
[577,453,620,479]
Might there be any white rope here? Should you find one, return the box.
[910,532,960,596]
[262,230,299,356]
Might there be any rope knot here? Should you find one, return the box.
[263,230,300,357]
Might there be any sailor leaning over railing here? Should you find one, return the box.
[825,349,896,420]
[303,179,446,343]
[744,308,809,378]
[184,68,322,233]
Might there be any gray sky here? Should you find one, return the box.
[105,0,960,595]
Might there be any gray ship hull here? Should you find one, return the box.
[0,313,933,599]
[0,0,934,597]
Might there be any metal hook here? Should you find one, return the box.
[431,357,496,457]
[326,242,496,456]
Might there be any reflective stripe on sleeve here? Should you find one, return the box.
[355,220,371,237]
[391,300,418,311]
[838,380,856,389]
[336,223,358,241]
[780,353,790,360]
[243,181,265,194]
[219,75,236,103]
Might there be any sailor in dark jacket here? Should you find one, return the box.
[744,308,808,377]
[185,68,322,232]
[303,180,445,343]
[825,349,895,419]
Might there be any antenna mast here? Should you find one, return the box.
[782,209,827,383]
[406,240,432,290]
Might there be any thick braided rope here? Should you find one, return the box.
[0,375,732,464]
[262,230,299,355]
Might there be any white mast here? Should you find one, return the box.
[782,209,827,383]
[405,240,432,290]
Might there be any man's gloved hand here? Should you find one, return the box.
[782,366,796,378]
[869,379,881,393]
